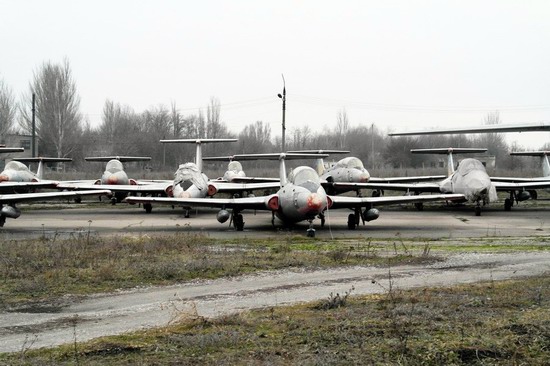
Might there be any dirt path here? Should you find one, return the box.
[1,251,550,353]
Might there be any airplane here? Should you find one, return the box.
[202,155,280,183]
[288,149,446,195]
[490,151,550,197]
[0,189,111,227]
[57,156,154,204]
[125,152,464,236]
[332,148,550,215]
[0,157,72,193]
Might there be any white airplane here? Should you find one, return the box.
[202,155,280,183]
[334,148,550,215]
[0,189,111,227]
[125,153,463,236]
[284,149,445,200]
[491,151,550,197]
[58,156,155,203]
[0,157,72,193]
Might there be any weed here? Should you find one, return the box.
[314,286,354,310]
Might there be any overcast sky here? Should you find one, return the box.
[1,0,549,148]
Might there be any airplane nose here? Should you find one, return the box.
[0,174,9,182]
[359,172,370,183]
[306,193,324,211]
[106,175,119,185]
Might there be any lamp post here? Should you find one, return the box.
[277,74,286,152]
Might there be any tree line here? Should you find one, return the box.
[1,59,547,173]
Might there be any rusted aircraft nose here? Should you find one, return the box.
[360,172,370,183]
[306,193,323,211]
[0,174,9,182]
[106,176,119,185]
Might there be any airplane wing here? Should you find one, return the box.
[492,181,550,191]
[56,182,170,194]
[124,195,275,211]
[328,193,465,209]
[0,190,112,204]
[210,181,281,194]
[369,175,446,183]
[330,182,442,193]
[491,177,550,183]
[0,181,59,192]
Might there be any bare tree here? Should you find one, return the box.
[336,108,350,149]
[238,121,272,153]
[477,111,508,167]
[206,97,222,138]
[0,78,17,138]
[21,59,82,157]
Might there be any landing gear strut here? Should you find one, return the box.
[306,220,315,237]
[233,213,244,231]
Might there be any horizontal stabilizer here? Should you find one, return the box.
[389,122,550,136]
[287,149,350,155]
[411,148,487,155]
[85,156,152,162]
[510,151,550,156]
[0,147,24,153]
[16,157,73,163]
[231,153,329,161]
[202,155,234,161]
[160,138,238,144]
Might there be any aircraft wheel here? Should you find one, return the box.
[372,190,380,197]
[504,198,512,211]
[111,197,117,205]
[415,202,424,211]
[307,228,316,237]
[144,203,153,213]
[234,214,244,231]
[0,216,5,227]
[475,206,481,216]
[74,197,82,204]
[529,190,538,200]
[347,213,356,230]
[184,209,190,218]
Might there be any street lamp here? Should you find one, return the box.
[277,74,286,152]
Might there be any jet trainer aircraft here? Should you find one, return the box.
[57,156,154,203]
[335,148,550,215]
[0,157,72,193]
[125,153,463,236]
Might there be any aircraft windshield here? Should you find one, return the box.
[289,166,320,186]
[106,159,124,173]
[227,161,242,172]
[339,157,364,170]
[457,158,485,176]
[5,161,29,171]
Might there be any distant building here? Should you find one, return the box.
[0,134,35,170]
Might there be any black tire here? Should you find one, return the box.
[415,202,424,211]
[74,197,82,204]
[504,198,512,211]
[234,214,244,231]
[347,213,356,230]
[475,206,481,216]
[144,203,153,213]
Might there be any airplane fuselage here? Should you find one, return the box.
[275,181,328,224]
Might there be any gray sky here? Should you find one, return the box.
[1,0,549,148]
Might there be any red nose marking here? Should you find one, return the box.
[307,193,323,211]
[106,176,119,185]
[0,174,9,182]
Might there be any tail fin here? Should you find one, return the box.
[511,151,550,178]
[15,157,73,179]
[411,148,488,177]
[160,138,238,172]
[287,150,349,176]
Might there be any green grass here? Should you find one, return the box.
[1,234,549,311]
[4,276,550,365]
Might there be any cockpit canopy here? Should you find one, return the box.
[227,161,243,172]
[288,166,321,186]
[336,157,365,170]
[457,158,486,176]
[105,159,124,173]
[5,161,30,172]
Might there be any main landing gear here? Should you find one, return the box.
[231,212,244,231]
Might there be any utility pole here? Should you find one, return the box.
[32,93,36,157]
[277,74,286,152]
